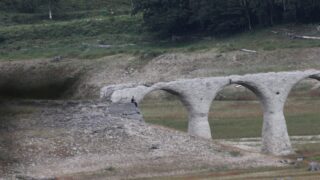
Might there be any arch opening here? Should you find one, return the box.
[139,89,189,132]
[284,77,320,137]
[208,83,264,139]
[284,76,320,156]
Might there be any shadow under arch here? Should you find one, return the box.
[139,87,190,132]
[284,74,320,137]
[208,81,267,139]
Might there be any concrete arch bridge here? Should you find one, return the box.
[101,70,320,155]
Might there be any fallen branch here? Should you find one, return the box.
[295,35,320,40]
[273,30,320,40]
[240,49,257,53]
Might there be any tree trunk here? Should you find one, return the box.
[245,0,252,30]
[130,0,134,10]
[48,0,53,20]
[269,0,274,25]
[241,0,252,30]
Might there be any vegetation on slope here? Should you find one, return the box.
[2,18,320,60]
[1,0,320,60]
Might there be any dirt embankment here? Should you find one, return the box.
[0,100,282,179]
[1,48,320,100]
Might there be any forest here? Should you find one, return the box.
[0,0,129,13]
[132,0,320,36]
[0,0,131,21]
[1,0,320,37]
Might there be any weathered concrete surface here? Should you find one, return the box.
[100,70,320,155]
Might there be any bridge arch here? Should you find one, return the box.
[284,73,320,137]
[286,73,320,96]
[222,80,268,108]
[138,85,193,112]
[207,80,267,139]
[139,82,214,139]
[139,88,191,133]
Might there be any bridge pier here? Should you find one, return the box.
[183,79,230,139]
[244,75,296,155]
[260,71,320,155]
[187,103,212,139]
[261,102,293,155]
[232,74,295,155]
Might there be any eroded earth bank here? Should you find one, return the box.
[0,100,283,179]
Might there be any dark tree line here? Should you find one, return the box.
[0,0,130,13]
[0,0,61,19]
[0,0,62,13]
[0,0,128,19]
[132,0,320,36]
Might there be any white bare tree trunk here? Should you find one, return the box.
[48,0,53,20]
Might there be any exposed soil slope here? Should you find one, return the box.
[0,100,282,179]
[1,48,320,100]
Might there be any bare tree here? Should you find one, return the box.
[48,0,52,19]
[47,0,60,20]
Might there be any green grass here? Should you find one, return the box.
[218,28,320,52]
[2,9,320,61]
[140,96,320,139]
[287,114,320,136]
[0,15,147,60]
[141,100,188,131]
[0,0,131,26]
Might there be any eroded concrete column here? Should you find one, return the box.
[176,78,230,139]
[187,98,213,139]
[260,71,320,155]
[244,76,296,155]
[232,73,297,155]
[157,80,217,139]
[261,99,292,155]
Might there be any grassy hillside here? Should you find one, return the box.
[2,1,320,61]
[0,15,147,59]
[0,0,131,25]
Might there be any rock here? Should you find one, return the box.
[15,175,55,180]
[150,144,160,150]
[279,159,289,164]
[308,161,320,171]
[108,103,143,121]
[100,83,138,101]
[296,156,305,162]
[50,56,63,62]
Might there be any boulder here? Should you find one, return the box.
[308,161,320,171]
